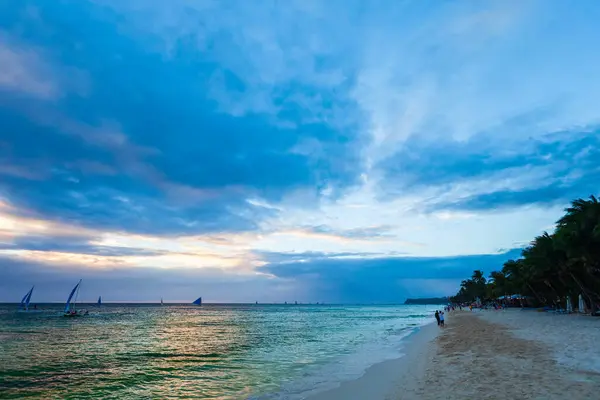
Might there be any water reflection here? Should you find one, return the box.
[0,304,434,399]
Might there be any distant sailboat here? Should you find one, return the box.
[20,286,34,311]
[192,297,202,306]
[97,296,102,306]
[64,280,88,317]
[161,297,164,306]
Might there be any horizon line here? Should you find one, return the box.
[1,301,447,305]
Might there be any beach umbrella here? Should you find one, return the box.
[578,294,585,313]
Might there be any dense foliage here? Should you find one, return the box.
[451,196,600,311]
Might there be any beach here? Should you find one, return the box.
[4,305,599,399]
[312,309,600,400]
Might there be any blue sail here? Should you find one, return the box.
[25,286,34,311]
[65,281,81,313]
[97,296,102,305]
[21,286,34,311]
[20,292,29,308]
[192,297,202,305]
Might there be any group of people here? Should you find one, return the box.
[434,310,445,327]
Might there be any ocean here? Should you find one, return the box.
[0,304,436,399]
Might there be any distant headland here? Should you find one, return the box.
[404,297,449,305]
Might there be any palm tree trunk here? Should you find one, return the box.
[544,280,561,304]
[526,282,544,305]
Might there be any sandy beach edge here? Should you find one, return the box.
[305,321,439,400]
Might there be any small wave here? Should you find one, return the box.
[115,352,223,361]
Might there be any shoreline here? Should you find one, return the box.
[307,309,600,400]
[305,321,439,400]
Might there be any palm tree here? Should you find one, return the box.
[451,195,600,312]
[556,196,600,310]
[489,270,509,298]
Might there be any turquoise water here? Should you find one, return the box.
[0,304,436,399]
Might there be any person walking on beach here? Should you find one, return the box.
[434,310,440,326]
[439,311,445,327]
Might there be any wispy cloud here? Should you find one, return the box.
[0,32,88,99]
[0,34,58,99]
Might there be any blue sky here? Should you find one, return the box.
[1,0,599,302]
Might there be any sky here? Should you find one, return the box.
[1,0,599,303]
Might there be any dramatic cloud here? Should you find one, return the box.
[1,0,599,301]
[382,128,600,211]
[0,0,364,236]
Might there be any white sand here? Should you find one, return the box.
[479,308,600,375]
[308,310,600,400]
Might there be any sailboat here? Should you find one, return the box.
[192,297,202,306]
[161,297,164,306]
[97,296,102,306]
[63,280,88,317]
[20,286,34,311]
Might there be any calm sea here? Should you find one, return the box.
[0,304,436,399]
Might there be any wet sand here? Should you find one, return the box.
[307,322,439,400]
